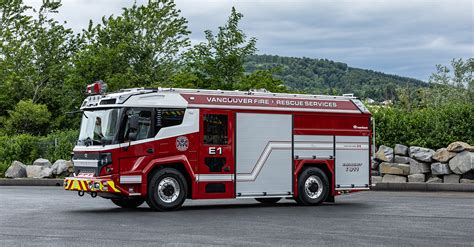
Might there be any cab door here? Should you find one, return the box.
[197,110,235,199]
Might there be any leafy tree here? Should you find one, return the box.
[69,0,190,92]
[237,69,288,92]
[4,99,51,135]
[183,7,257,89]
[0,0,78,126]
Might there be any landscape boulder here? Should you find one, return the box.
[432,148,457,163]
[372,176,382,184]
[371,159,380,170]
[409,146,435,162]
[375,145,394,162]
[26,165,53,178]
[5,161,27,178]
[448,151,474,174]
[394,144,409,156]
[51,160,74,176]
[32,158,52,167]
[443,174,460,184]
[394,155,410,164]
[408,174,425,183]
[447,141,474,152]
[380,162,410,175]
[382,174,407,183]
[426,176,442,183]
[409,158,430,174]
[460,179,474,184]
[431,163,451,175]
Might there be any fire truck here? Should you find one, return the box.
[64,86,372,211]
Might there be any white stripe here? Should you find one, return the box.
[196,174,234,182]
[120,175,142,184]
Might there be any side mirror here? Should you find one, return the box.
[127,114,139,141]
[128,132,138,142]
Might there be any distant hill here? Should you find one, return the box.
[244,54,427,101]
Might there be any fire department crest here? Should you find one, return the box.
[176,136,189,152]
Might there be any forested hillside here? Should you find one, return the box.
[244,55,427,101]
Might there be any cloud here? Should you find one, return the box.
[23,0,473,80]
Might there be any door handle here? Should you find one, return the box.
[147,148,154,154]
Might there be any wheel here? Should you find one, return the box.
[146,168,187,211]
[111,197,145,208]
[255,198,281,204]
[295,167,329,206]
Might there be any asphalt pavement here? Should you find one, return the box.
[0,187,473,246]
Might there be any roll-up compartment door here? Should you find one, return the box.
[335,136,370,190]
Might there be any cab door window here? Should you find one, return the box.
[123,109,153,142]
[203,114,228,145]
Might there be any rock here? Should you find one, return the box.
[51,159,73,176]
[408,174,425,183]
[426,176,443,183]
[372,176,382,184]
[448,151,474,174]
[443,174,460,184]
[32,158,52,167]
[380,162,410,175]
[5,161,27,178]
[409,158,430,174]
[432,148,457,163]
[431,162,451,175]
[461,171,474,180]
[394,155,410,164]
[375,145,394,162]
[371,170,380,176]
[409,146,435,162]
[394,144,409,156]
[460,179,474,184]
[382,174,407,183]
[447,141,474,152]
[26,165,53,178]
[371,160,380,170]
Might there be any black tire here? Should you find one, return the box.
[146,168,187,211]
[295,167,329,206]
[111,197,145,209]
[255,198,281,204]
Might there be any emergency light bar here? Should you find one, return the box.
[86,80,107,95]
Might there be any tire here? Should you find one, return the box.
[255,198,281,204]
[111,197,145,209]
[295,167,329,206]
[146,168,187,211]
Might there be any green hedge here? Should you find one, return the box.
[371,102,474,150]
[0,130,78,176]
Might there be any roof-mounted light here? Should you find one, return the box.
[86,80,107,95]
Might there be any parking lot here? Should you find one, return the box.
[0,187,473,246]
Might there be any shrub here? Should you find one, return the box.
[4,100,52,136]
[371,102,474,149]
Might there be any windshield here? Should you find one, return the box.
[77,109,121,146]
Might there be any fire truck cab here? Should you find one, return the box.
[64,88,372,211]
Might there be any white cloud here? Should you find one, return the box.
[23,0,474,80]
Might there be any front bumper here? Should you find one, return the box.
[64,177,121,193]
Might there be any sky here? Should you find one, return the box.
[25,0,474,81]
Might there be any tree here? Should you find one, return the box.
[0,0,78,125]
[4,100,51,135]
[183,7,257,89]
[69,0,190,91]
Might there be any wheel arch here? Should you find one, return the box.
[141,155,196,198]
[294,160,335,198]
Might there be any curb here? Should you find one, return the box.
[0,178,63,186]
[372,182,474,192]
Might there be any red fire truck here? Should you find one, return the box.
[64,87,372,211]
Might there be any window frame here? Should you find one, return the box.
[118,107,156,143]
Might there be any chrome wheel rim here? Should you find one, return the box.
[158,177,180,203]
[304,175,323,199]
